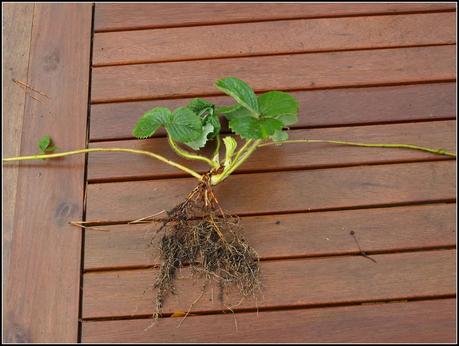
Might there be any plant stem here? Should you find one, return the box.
[212,135,221,165]
[168,137,219,168]
[232,139,253,164]
[2,148,203,180]
[211,139,261,185]
[258,139,456,157]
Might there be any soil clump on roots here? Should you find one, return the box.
[152,174,261,318]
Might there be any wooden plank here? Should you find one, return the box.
[86,121,456,182]
[93,13,455,66]
[84,203,456,270]
[3,4,92,343]
[82,299,456,343]
[85,161,455,222]
[2,2,34,307]
[89,83,456,141]
[82,250,456,318]
[94,3,456,32]
[91,45,455,103]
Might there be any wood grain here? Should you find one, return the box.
[2,2,34,308]
[82,299,456,343]
[82,250,456,318]
[3,4,92,343]
[93,13,456,66]
[89,83,456,141]
[85,161,456,222]
[94,3,456,32]
[84,203,456,270]
[91,46,456,103]
[86,121,456,182]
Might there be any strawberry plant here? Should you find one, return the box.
[3,77,455,319]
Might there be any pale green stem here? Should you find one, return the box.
[168,137,218,168]
[2,148,203,180]
[211,139,261,185]
[258,139,456,158]
[232,139,253,164]
[212,135,221,166]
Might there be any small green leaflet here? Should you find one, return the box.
[223,136,237,167]
[203,108,221,140]
[215,77,259,117]
[132,107,203,143]
[215,104,240,115]
[132,107,172,139]
[229,116,283,140]
[185,123,214,150]
[219,104,252,121]
[258,91,299,126]
[271,130,288,142]
[187,98,221,141]
[166,107,202,143]
[38,135,57,154]
[215,82,299,141]
[187,98,214,115]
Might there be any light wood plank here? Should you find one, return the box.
[3,4,92,342]
[2,1,34,310]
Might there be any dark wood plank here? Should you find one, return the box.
[93,13,455,66]
[82,299,456,343]
[89,83,456,141]
[94,3,456,32]
[91,46,455,103]
[87,121,456,182]
[3,4,92,343]
[85,161,455,222]
[82,250,455,318]
[2,2,34,308]
[84,203,456,270]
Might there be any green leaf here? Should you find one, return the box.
[258,91,299,126]
[187,100,221,140]
[215,104,240,115]
[46,145,58,152]
[271,130,288,142]
[220,105,253,121]
[184,123,214,150]
[38,135,51,153]
[223,136,237,167]
[229,116,283,140]
[166,107,202,143]
[187,98,214,115]
[37,135,57,154]
[132,107,172,139]
[215,77,259,117]
[204,111,221,139]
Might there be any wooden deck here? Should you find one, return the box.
[3,3,456,343]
